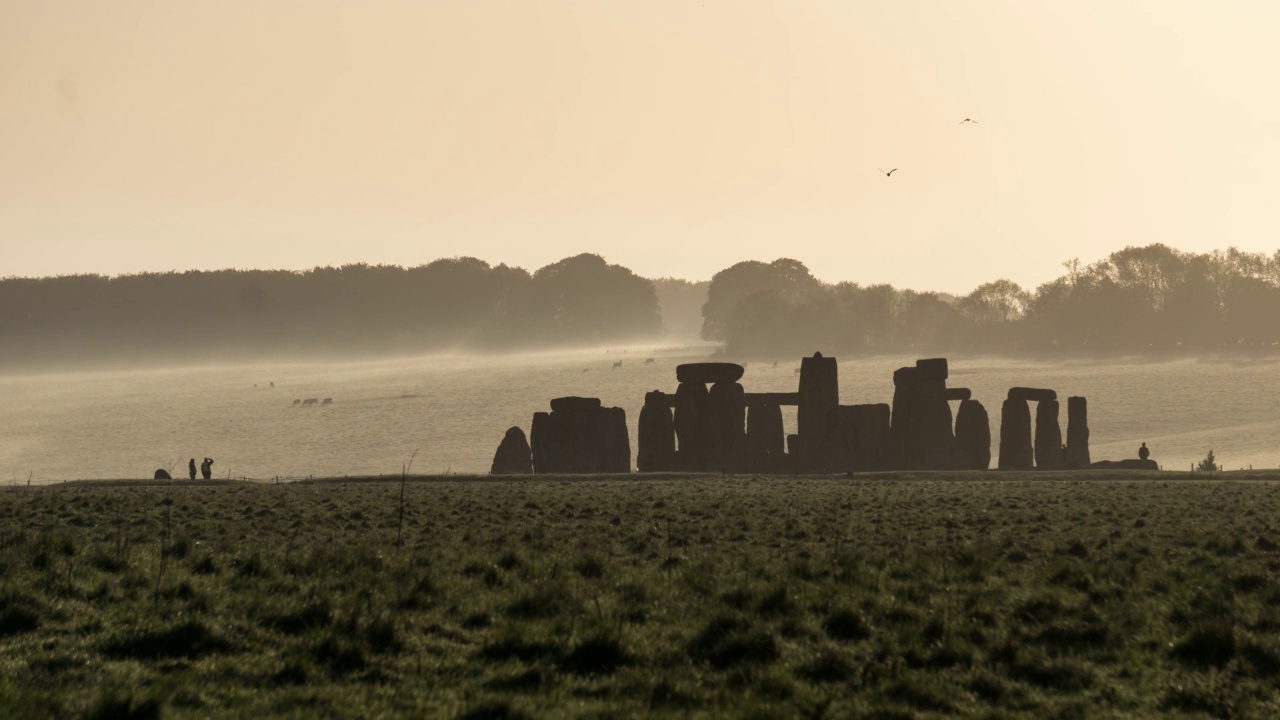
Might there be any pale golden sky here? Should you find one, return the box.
[2,1,1277,292]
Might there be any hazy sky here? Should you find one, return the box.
[2,1,1278,293]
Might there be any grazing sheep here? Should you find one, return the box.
[302,398,319,406]
[321,398,333,405]
[612,361,622,369]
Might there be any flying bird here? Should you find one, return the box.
[879,168,897,177]
[959,118,978,124]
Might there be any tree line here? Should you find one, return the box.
[706,245,1280,358]
[0,254,661,369]
[2,243,1276,371]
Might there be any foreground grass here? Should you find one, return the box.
[2,473,1279,719]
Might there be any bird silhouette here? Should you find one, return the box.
[959,118,978,124]
[879,168,897,177]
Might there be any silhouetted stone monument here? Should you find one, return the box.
[491,427,533,474]
[798,353,839,471]
[889,359,955,470]
[638,391,675,472]
[603,406,631,473]
[912,359,953,470]
[1065,396,1090,469]
[953,399,991,470]
[676,362,745,384]
[1034,399,1063,469]
[705,380,746,472]
[674,380,709,471]
[1008,387,1056,403]
[746,404,785,472]
[550,396,602,413]
[154,469,172,480]
[888,367,917,470]
[944,388,972,401]
[998,398,1033,470]
[531,397,630,474]
[828,403,891,472]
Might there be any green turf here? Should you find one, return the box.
[2,472,1278,718]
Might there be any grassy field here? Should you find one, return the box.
[2,472,1279,719]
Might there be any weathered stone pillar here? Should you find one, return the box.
[953,399,990,470]
[1065,396,1090,469]
[1034,399,1063,469]
[603,407,631,473]
[705,381,746,472]
[798,352,839,471]
[531,410,568,473]
[746,404,785,472]
[850,403,892,471]
[998,398,1033,470]
[888,366,917,470]
[638,390,675,472]
[911,358,953,470]
[673,381,708,471]
[491,426,533,474]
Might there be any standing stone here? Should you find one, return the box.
[824,406,858,471]
[531,411,567,474]
[850,403,892,472]
[911,374,954,470]
[705,381,747,472]
[1065,396,1091,469]
[888,367,917,470]
[998,398,1033,470]
[491,427,533,474]
[673,381,708,471]
[602,407,631,473]
[798,353,839,470]
[953,399,991,470]
[746,404,785,472]
[1034,399,1063,469]
[638,391,675,472]
[786,434,802,474]
[567,408,607,473]
[154,469,172,480]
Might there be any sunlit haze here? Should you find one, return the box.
[3,1,1278,291]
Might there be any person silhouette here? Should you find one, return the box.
[1138,443,1150,461]
[188,458,196,481]
[201,457,214,480]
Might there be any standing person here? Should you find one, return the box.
[201,457,214,480]
[188,458,197,481]
[1138,443,1150,461]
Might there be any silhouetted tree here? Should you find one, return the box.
[701,259,822,341]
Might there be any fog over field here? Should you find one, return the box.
[2,347,1277,483]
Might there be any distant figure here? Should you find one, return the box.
[1138,443,1150,461]
[959,118,978,124]
[772,360,778,368]
[612,361,622,369]
[269,381,274,388]
[879,167,897,177]
[188,458,196,480]
[644,358,655,365]
[201,457,214,480]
